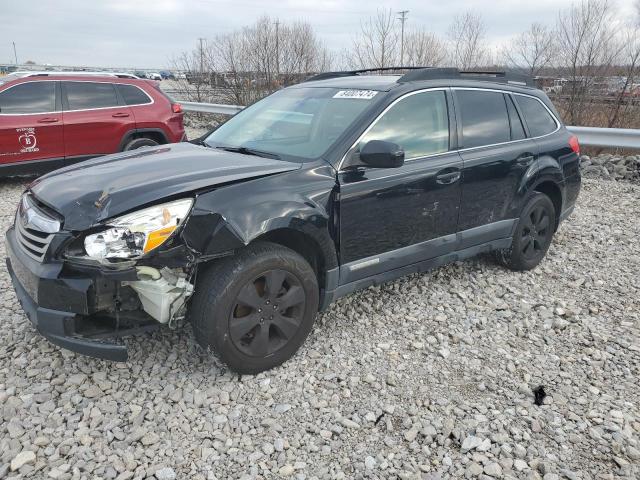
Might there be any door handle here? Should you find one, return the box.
[435,169,461,185]
[517,155,535,166]
[112,112,130,118]
[37,117,59,123]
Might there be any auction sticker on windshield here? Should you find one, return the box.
[333,90,378,100]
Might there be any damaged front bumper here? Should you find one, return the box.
[5,226,164,361]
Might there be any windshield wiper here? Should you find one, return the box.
[216,145,280,159]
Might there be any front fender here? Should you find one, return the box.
[180,161,339,271]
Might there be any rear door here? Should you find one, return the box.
[61,81,134,159]
[0,81,64,165]
[454,88,539,246]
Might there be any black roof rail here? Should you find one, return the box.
[304,66,428,83]
[303,67,535,87]
[304,72,356,82]
[398,68,534,87]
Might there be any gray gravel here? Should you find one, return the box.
[184,117,216,141]
[580,154,640,183]
[0,176,639,480]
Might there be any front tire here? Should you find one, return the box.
[496,192,556,271]
[190,242,319,374]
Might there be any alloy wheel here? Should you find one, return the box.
[521,205,551,260]
[229,269,306,357]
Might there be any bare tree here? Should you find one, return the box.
[348,9,399,69]
[501,23,556,76]
[170,16,332,108]
[279,22,334,83]
[403,30,448,67]
[606,24,640,128]
[168,43,214,103]
[208,16,333,106]
[555,0,624,125]
[447,12,490,69]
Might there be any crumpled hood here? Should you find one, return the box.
[29,142,301,231]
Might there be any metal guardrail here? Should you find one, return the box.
[181,101,244,115]
[180,101,640,149]
[566,126,640,149]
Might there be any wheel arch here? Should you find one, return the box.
[518,152,565,231]
[118,128,169,151]
[532,180,563,230]
[182,212,340,297]
[179,162,340,305]
[253,228,330,293]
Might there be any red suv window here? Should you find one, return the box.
[65,82,119,110]
[0,82,56,114]
[117,84,152,105]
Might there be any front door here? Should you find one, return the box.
[0,81,64,166]
[338,89,462,284]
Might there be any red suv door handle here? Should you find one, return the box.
[112,112,130,118]
[37,117,59,123]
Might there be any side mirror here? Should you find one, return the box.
[359,140,405,168]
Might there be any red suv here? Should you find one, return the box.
[0,74,185,175]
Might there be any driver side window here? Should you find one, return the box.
[358,90,449,160]
[0,82,56,114]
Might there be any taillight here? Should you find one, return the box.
[172,103,182,114]
[569,135,580,155]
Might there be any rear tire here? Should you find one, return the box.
[495,192,556,271]
[123,137,159,151]
[190,242,319,374]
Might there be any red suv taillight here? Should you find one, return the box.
[569,135,580,156]
[172,103,182,114]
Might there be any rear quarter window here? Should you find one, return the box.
[515,95,558,137]
[117,84,152,105]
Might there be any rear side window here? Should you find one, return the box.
[359,90,449,159]
[506,95,526,141]
[117,84,152,105]
[457,90,510,148]
[0,82,56,114]
[65,82,119,110]
[515,95,557,137]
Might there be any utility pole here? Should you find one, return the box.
[12,41,18,65]
[274,19,280,81]
[397,10,409,67]
[198,37,205,76]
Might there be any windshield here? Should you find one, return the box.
[204,87,379,160]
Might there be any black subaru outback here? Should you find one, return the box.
[6,68,581,373]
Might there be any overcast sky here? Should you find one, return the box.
[1,0,637,69]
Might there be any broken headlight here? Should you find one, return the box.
[83,199,193,260]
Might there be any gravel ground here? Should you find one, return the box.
[0,177,639,480]
[184,124,210,141]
